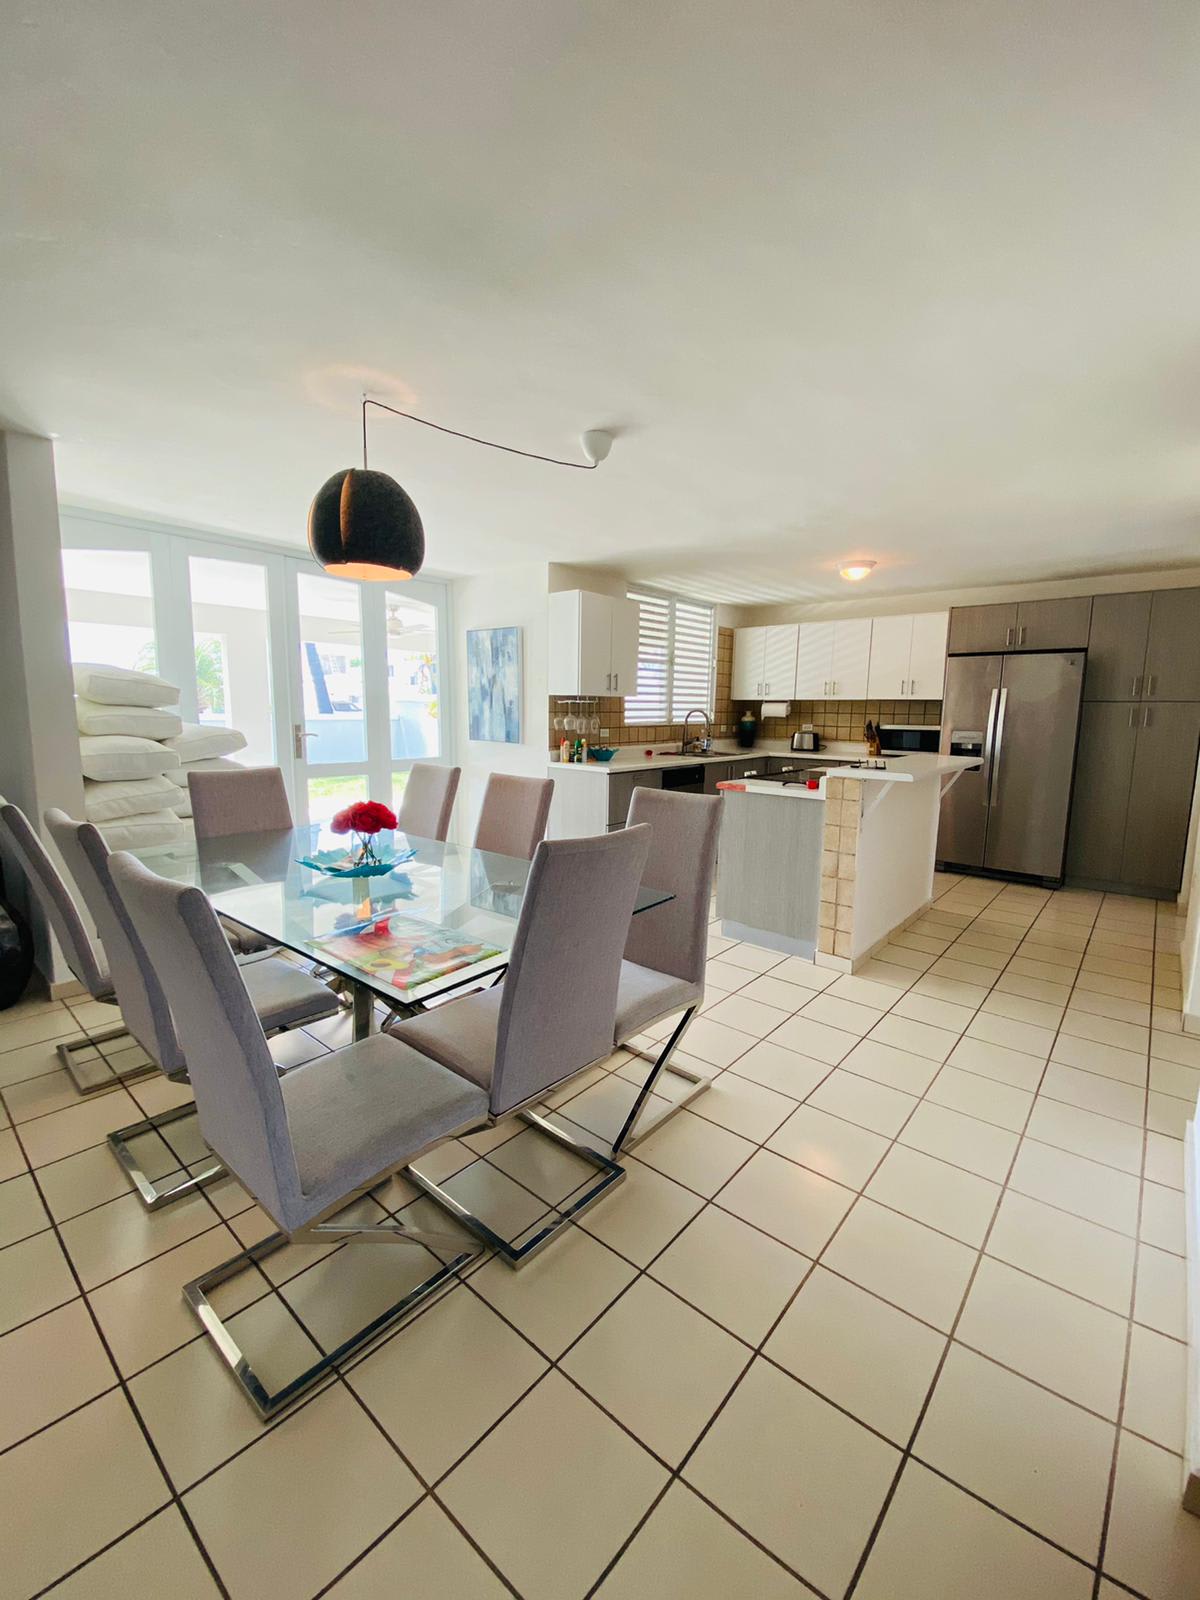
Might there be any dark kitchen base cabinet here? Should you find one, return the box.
[1066,701,1200,897]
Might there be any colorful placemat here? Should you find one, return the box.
[313,914,504,994]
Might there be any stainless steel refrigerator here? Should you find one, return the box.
[937,651,1085,882]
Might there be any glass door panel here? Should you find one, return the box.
[386,589,441,761]
[187,555,276,766]
[62,548,157,671]
[296,572,367,766]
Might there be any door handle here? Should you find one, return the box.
[981,688,1000,808]
[988,688,1009,808]
[293,725,317,759]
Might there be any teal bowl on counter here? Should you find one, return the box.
[588,747,617,762]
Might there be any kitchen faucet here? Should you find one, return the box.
[680,709,712,755]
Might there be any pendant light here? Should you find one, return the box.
[308,399,614,582]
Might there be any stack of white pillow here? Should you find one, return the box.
[74,663,248,848]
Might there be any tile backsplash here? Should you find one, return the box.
[739,698,943,744]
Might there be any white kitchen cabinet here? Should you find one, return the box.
[733,624,800,699]
[865,611,948,699]
[866,615,912,699]
[762,626,799,698]
[905,611,948,699]
[794,618,871,699]
[732,626,766,699]
[830,618,872,698]
[548,590,640,695]
[794,622,835,698]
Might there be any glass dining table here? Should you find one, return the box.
[130,825,673,1039]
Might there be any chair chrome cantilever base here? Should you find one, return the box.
[184,1220,481,1419]
[612,1006,709,1154]
[57,1023,159,1095]
[107,1102,227,1210]
[405,1108,626,1271]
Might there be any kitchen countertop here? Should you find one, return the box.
[548,739,883,775]
[717,752,980,799]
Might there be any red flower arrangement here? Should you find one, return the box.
[330,800,398,868]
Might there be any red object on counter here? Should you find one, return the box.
[807,778,820,790]
[644,749,653,759]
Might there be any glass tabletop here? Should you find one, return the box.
[129,825,673,1007]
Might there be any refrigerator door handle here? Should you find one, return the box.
[988,688,1009,809]
[981,688,1000,807]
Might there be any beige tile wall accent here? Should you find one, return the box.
[548,627,736,748]
[819,776,861,959]
[743,698,943,744]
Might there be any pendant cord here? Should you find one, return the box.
[360,397,597,471]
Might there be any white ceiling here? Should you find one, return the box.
[2,1,1198,603]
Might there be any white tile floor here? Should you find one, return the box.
[1,873,1199,1598]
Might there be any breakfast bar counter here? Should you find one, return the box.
[714,754,980,968]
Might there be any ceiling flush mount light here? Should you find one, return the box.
[308,398,614,581]
[839,560,877,583]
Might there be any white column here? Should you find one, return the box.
[0,430,86,984]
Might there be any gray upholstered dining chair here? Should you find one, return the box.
[473,772,555,860]
[396,762,461,842]
[46,809,342,1209]
[387,822,652,1266]
[188,765,292,955]
[607,788,722,1152]
[188,764,293,839]
[110,849,490,1419]
[0,799,150,1094]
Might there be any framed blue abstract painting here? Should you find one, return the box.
[466,626,522,743]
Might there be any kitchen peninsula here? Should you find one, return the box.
[715,753,980,969]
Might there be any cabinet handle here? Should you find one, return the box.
[613,672,619,691]
[605,672,611,691]
[765,681,770,694]
[1005,626,1014,648]
[1144,706,1152,729]
[1147,674,1156,696]
[1129,706,1137,729]
[1018,626,1027,646]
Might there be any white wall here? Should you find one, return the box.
[0,433,87,984]
[451,562,551,842]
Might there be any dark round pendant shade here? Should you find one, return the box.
[307,468,425,582]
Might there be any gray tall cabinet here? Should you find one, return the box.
[1065,589,1200,895]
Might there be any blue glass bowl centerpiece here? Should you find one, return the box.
[298,848,415,879]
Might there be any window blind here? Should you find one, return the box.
[624,591,716,724]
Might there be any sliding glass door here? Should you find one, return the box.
[283,560,450,824]
[60,512,453,829]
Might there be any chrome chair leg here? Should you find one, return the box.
[107,1102,226,1210]
[405,1110,626,1270]
[611,1006,708,1154]
[184,1220,481,1419]
[57,1024,158,1095]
